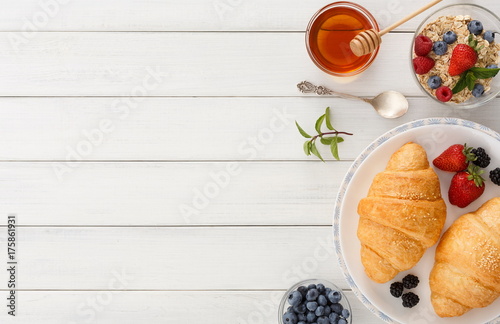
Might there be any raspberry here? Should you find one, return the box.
[414,35,433,56]
[436,86,452,102]
[390,282,404,298]
[402,274,419,289]
[413,56,435,74]
[490,168,500,186]
[471,147,491,168]
[402,292,420,308]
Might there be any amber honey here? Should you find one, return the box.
[306,2,379,76]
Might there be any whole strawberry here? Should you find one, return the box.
[449,165,485,208]
[448,35,481,76]
[433,144,475,172]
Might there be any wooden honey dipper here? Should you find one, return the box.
[350,0,443,57]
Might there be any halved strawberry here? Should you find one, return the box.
[433,144,475,172]
[448,165,485,208]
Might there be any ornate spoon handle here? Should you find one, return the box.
[297,81,366,102]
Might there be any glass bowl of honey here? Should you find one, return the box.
[306,2,380,77]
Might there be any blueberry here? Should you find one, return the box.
[294,303,307,314]
[306,289,319,301]
[315,306,325,317]
[433,41,448,55]
[427,75,442,89]
[331,303,343,315]
[297,286,308,298]
[468,20,483,35]
[289,291,303,306]
[316,283,326,294]
[338,319,347,324]
[487,64,498,69]
[484,30,495,43]
[317,295,328,306]
[341,308,350,319]
[306,312,316,323]
[298,314,306,321]
[298,322,306,324]
[283,311,298,324]
[317,317,329,324]
[443,30,457,44]
[328,312,339,323]
[327,290,342,304]
[325,288,332,296]
[307,284,317,290]
[472,83,485,97]
[306,301,318,312]
[324,305,331,316]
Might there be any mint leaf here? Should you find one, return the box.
[315,114,325,134]
[470,67,500,79]
[466,71,477,90]
[325,107,335,131]
[330,138,340,160]
[310,142,324,162]
[303,141,311,156]
[295,121,311,138]
[320,137,333,145]
[452,72,469,94]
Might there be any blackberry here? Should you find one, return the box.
[402,292,420,308]
[402,274,419,289]
[472,147,491,168]
[390,282,404,298]
[490,168,500,186]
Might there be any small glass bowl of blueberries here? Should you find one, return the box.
[279,279,351,324]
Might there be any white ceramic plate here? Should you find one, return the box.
[333,118,500,324]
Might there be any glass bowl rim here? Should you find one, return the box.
[410,3,500,109]
[278,278,352,324]
[305,1,380,77]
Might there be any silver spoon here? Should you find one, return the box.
[297,81,409,118]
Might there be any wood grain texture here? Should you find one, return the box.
[0,32,430,96]
[0,291,384,324]
[0,97,493,161]
[0,0,497,32]
[0,162,342,226]
[0,227,342,290]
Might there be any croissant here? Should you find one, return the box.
[430,197,500,317]
[357,142,447,283]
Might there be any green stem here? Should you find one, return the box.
[311,131,353,141]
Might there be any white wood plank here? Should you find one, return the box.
[0,97,495,161]
[0,32,438,96]
[0,291,383,324]
[0,227,345,290]
[0,162,342,226]
[0,0,495,32]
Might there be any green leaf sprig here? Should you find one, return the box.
[452,67,500,94]
[296,107,353,161]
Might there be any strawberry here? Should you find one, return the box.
[448,35,482,76]
[414,35,433,56]
[448,44,477,76]
[448,165,485,208]
[433,144,475,172]
[413,56,435,74]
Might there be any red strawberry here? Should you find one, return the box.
[448,44,477,76]
[435,86,452,102]
[433,144,475,172]
[413,56,435,74]
[414,35,433,56]
[448,165,485,208]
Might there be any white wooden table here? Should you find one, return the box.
[0,1,499,323]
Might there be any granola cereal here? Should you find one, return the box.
[413,15,500,103]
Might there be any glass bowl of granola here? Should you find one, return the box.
[410,4,500,108]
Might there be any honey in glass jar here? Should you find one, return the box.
[306,2,380,77]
